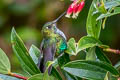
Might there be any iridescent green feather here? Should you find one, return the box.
[56,36,67,55]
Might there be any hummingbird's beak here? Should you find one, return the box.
[52,11,66,24]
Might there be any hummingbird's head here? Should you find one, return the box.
[42,21,57,38]
[41,12,66,38]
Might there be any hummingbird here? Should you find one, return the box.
[38,12,67,74]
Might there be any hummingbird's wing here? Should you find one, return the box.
[56,28,67,40]
[55,29,67,56]
[38,39,56,74]
[37,39,44,69]
[42,44,56,74]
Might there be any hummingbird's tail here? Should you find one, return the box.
[53,11,66,23]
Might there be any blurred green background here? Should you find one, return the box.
[0,0,120,73]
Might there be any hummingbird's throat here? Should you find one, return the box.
[43,30,56,38]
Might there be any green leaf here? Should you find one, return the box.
[95,0,120,29]
[94,0,120,14]
[52,54,76,80]
[115,61,120,69]
[77,36,102,53]
[28,61,55,80]
[28,73,54,80]
[97,7,120,20]
[114,61,120,73]
[65,72,83,80]
[0,49,11,74]
[65,38,77,55]
[28,74,43,80]
[86,0,102,39]
[86,47,96,61]
[57,53,71,80]
[0,74,20,80]
[29,45,41,65]
[11,28,40,75]
[64,72,77,80]
[58,53,70,67]
[104,72,111,80]
[63,60,119,80]
[43,71,50,80]
[95,47,111,64]
[43,61,55,80]
[51,67,62,80]
[105,0,120,9]
[97,0,107,14]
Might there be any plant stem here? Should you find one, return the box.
[8,72,28,80]
[103,48,120,54]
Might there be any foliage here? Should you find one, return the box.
[0,49,11,74]
[0,0,120,80]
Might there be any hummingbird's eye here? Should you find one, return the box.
[47,26,52,29]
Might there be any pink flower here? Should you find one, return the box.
[76,1,85,16]
[65,4,74,18]
[65,0,77,18]
[72,3,79,18]
[65,0,85,19]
